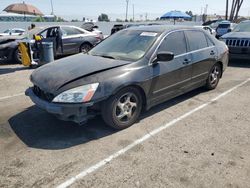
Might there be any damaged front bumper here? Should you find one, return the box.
[25,87,97,124]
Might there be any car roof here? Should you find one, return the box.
[126,25,201,33]
[32,25,90,33]
[240,20,250,23]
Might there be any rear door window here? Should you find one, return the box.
[158,31,187,56]
[61,27,84,36]
[185,31,208,52]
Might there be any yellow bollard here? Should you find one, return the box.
[18,42,31,67]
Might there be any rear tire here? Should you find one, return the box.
[79,43,92,54]
[101,87,143,130]
[205,63,222,90]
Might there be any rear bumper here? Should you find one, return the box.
[25,88,96,124]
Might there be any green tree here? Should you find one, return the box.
[71,19,79,22]
[116,18,123,22]
[185,11,193,17]
[56,16,66,22]
[98,13,110,22]
[33,16,45,22]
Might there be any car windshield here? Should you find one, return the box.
[89,30,159,61]
[233,22,250,32]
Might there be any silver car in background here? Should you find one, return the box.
[33,25,102,56]
[0,28,25,36]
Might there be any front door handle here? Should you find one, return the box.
[183,59,191,65]
[210,50,215,55]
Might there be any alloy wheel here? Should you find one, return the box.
[115,92,138,123]
[209,66,220,86]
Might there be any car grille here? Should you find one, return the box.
[226,39,250,47]
[33,85,54,102]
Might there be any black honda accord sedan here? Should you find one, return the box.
[26,26,229,129]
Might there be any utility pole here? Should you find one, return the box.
[133,4,135,22]
[204,4,208,15]
[50,0,54,15]
[125,0,129,22]
[225,0,229,20]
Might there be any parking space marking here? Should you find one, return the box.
[0,93,24,101]
[55,78,249,188]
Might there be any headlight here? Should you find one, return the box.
[53,83,99,103]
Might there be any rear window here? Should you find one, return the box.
[185,31,208,51]
[218,24,230,28]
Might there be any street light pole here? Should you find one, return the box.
[125,0,129,22]
[133,4,135,21]
[50,0,54,15]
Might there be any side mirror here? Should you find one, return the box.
[227,28,232,32]
[157,51,174,62]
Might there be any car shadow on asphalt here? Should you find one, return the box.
[0,66,32,75]
[8,87,206,150]
[228,59,250,68]
[8,105,118,150]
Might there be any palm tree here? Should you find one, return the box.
[225,0,229,20]
[228,0,244,21]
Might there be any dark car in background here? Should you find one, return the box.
[220,20,250,60]
[26,26,228,130]
[81,22,104,39]
[0,25,101,64]
[111,23,161,35]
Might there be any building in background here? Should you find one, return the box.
[0,13,56,22]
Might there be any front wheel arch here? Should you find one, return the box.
[110,84,147,110]
[101,86,144,129]
[216,61,223,78]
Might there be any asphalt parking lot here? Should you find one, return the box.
[0,60,250,188]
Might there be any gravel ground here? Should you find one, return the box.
[0,60,250,188]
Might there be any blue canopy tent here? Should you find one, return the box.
[160,10,191,24]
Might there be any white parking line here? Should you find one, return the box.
[0,93,24,101]
[57,78,250,188]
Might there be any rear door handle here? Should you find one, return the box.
[183,59,191,65]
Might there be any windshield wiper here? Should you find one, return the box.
[100,55,116,59]
[91,53,118,60]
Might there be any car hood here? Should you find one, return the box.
[31,53,131,93]
[222,32,250,39]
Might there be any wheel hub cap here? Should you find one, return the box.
[115,93,138,122]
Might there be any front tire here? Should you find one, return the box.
[205,63,222,90]
[14,48,22,64]
[102,87,143,130]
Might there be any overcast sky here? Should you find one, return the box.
[1,0,250,20]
